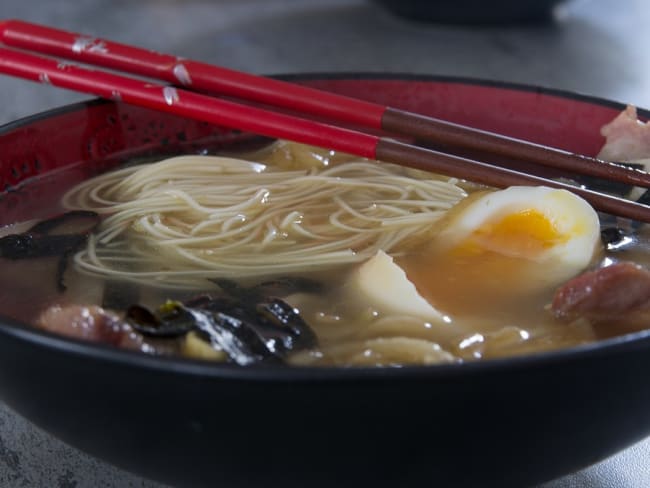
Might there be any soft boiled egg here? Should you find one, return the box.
[434,186,601,270]
[396,186,602,317]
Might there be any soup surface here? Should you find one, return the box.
[1,107,649,367]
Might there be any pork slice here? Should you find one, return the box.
[551,261,650,320]
[36,304,143,350]
[597,105,650,162]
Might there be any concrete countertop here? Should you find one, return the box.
[1,0,650,486]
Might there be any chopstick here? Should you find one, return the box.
[0,25,650,223]
[1,19,648,190]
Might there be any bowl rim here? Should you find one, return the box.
[1,73,642,137]
[1,72,648,382]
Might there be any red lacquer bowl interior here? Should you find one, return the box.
[0,75,634,226]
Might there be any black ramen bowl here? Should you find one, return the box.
[0,75,649,488]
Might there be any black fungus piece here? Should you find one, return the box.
[200,285,320,355]
[125,304,195,338]
[125,301,284,365]
[28,210,100,236]
[0,234,35,258]
[56,248,76,292]
[186,294,260,332]
[0,234,87,259]
[601,227,638,252]
[256,299,318,351]
[0,211,101,291]
[0,210,100,259]
[601,227,627,247]
[173,304,281,365]
[208,311,281,365]
[123,278,320,365]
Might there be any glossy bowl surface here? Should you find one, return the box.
[1,75,649,488]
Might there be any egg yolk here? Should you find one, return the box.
[456,209,566,259]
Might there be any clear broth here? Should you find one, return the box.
[0,147,644,367]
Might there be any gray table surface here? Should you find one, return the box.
[2,0,650,486]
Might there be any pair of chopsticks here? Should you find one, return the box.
[1,20,650,222]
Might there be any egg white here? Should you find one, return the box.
[433,185,602,289]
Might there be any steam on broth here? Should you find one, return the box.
[2,106,650,367]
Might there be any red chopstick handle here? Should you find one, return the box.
[0,19,387,129]
[0,47,379,159]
